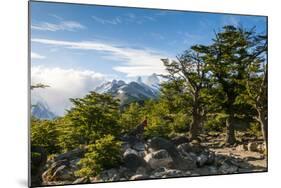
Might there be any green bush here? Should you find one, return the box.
[75,135,122,177]
[31,118,60,154]
[204,113,227,132]
[65,92,122,146]
[119,102,144,134]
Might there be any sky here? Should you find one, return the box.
[30,1,267,115]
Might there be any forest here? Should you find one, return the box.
[30,25,268,186]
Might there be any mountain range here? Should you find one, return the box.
[94,73,161,106]
[32,73,161,119]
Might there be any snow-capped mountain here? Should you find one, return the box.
[31,101,57,120]
[144,73,161,94]
[94,74,161,106]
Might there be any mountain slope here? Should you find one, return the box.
[94,74,161,106]
[31,101,57,120]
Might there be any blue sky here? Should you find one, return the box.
[30,1,267,115]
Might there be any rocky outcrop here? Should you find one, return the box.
[39,136,266,185]
[144,149,173,169]
[123,148,147,171]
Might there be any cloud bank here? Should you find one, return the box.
[31,38,170,77]
[31,66,106,115]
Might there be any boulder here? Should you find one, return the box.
[247,142,259,152]
[132,142,145,151]
[196,153,209,167]
[219,162,238,174]
[130,174,148,180]
[51,165,74,181]
[171,136,189,146]
[123,148,146,171]
[144,149,173,169]
[42,159,70,182]
[236,144,247,151]
[152,167,184,178]
[177,142,205,155]
[148,137,197,170]
[257,143,266,153]
[72,177,89,184]
[99,168,120,181]
[54,148,85,162]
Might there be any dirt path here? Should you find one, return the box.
[210,147,267,168]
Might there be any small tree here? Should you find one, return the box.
[31,118,60,154]
[119,102,144,134]
[65,92,121,146]
[75,135,122,177]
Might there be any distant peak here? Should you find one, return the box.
[137,76,143,83]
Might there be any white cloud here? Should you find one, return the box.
[31,38,170,77]
[31,52,45,59]
[92,16,122,25]
[31,20,86,32]
[31,66,106,115]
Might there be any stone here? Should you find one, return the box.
[42,160,70,182]
[144,149,173,169]
[54,148,85,162]
[257,143,266,153]
[236,144,247,151]
[123,148,146,171]
[147,137,193,170]
[219,162,238,174]
[132,142,145,151]
[171,136,189,146]
[248,142,259,152]
[130,174,148,180]
[137,151,146,158]
[99,168,120,181]
[51,165,74,181]
[196,153,209,167]
[177,142,205,155]
[136,166,147,175]
[72,177,89,184]
[151,167,183,178]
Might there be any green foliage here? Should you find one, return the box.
[31,118,60,154]
[65,92,122,146]
[248,122,262,137]
[119,102,144,134]
[75,135,122,177]
[204,113,227,132]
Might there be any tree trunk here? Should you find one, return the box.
[190,108,201,140]
[257,109,268,152]
[225,114,236,145]
[190,120,199,140]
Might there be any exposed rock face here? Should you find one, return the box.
[144,149,173,169]
[41,148,84,185]
[130,174,148,180]
[171,135,189,146]
[54,147,86,162]
[38,135,267,186]
[147,137,196,170]
[123,148,147,171]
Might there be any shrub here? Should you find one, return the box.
[65,92,122,146]
[31,118,60,154]
[119,102,144,134]
[75,135,122,177]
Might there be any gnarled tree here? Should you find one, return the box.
[161,48,209,140]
